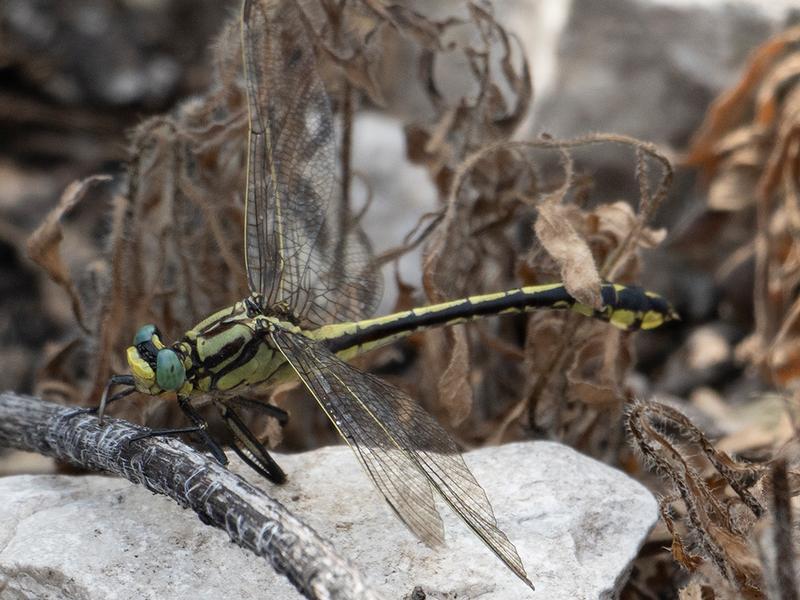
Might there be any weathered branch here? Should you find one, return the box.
[0,391,381,600]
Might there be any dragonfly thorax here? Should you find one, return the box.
[148,302,304,396]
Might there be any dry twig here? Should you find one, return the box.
[0,391,380,600]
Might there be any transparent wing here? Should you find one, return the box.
[270,326,533,588]
[241,0,381,326]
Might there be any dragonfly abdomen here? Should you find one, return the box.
[315,283,676,359]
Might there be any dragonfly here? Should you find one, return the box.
[97,0,677,590]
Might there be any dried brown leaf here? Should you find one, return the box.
[535,194,602,309]
[434,325,473,426]
[685,26,800,173]
[423,134,671,446]
[592,201,666,250]
[628,400,769,592]
[679,582,716,600]
[683,25,800,393]
[770,338,800,388]
[565,331,626,407]
[33,338,85,405]
[26,175,112,334]
[707,163,759,211]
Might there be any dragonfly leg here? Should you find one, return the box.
[217,400,287,484]
[224,395,289,425]
[129,396,228,466]
[98,375,137,423]
[64,375,137,420]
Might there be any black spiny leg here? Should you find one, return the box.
[225,395,289,425]
[97,375,136,422]
[217,400,287,484]
[65,375,136,420]
[129,396,228,466]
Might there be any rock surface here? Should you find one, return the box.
[0,441,656,600]
[533,0,797,146]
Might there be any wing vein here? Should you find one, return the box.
[269,327,532,587]
[240,0,381,325]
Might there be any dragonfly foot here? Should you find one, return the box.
[225,396,289,426]
[63,406,98,419]
[216,400,287,484]
[128,425,229,466]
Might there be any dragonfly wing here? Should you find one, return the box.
[270,327,533,588]
[269,328,444,546]
[241,0,381,326]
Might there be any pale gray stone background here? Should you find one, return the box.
[0,442,656,600]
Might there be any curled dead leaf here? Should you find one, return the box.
[535,195,602,309]
[565,331,627,407]
[434,325,473,426]
[26,175,112,334]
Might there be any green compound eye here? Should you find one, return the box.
[156,348,185,391]
[133,324,157,346]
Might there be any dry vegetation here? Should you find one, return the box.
[2,1,800,597]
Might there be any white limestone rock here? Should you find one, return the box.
[0,441,656,599]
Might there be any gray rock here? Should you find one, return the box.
[0,441,656,600]
[533,0,796,146]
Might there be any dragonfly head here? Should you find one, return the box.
[127,324,188,395]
